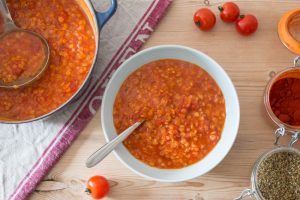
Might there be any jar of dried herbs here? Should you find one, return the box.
[256,149,300,200]
[235,146,300,200]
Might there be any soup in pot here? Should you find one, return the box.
[0,0,96,121]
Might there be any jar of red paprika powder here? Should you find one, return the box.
[265,7,300,134]
[235,9,300,200]
[265,57,300,133]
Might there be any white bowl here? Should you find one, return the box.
[101,45,240,182]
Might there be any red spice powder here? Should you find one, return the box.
[270,78,300,126]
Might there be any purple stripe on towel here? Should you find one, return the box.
[9,0,172,199]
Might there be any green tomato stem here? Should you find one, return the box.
[218,6,224,12]
[195,21,201,27]
[85,188,91,195]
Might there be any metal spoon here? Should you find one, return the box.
[0,0,50,89]
[86,121,144,168]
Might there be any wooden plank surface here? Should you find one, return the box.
[30,0,300,199]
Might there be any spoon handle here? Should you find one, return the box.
[86,121,143,168]
[0,0,16,31]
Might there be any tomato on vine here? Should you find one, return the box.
[218,2,240,23]
[86,176,110,199]
[193,8,216,31]
[236,14,258,36]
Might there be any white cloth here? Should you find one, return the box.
[0,0,158,199]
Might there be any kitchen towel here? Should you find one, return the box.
[0,0,172,199]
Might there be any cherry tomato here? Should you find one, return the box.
[86,176,110,199]
[218,2,240,23]
[236,14,258,36]
[193,8,216,31]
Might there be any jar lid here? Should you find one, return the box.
[278,9,300,55]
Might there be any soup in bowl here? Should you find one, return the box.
[102,45,240,182]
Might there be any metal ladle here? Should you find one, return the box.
[0,0,50,89]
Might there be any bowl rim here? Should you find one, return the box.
[101,44,240,182]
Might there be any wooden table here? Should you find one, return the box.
[30,0,300,199]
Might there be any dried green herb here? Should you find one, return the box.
[257,151,300,200]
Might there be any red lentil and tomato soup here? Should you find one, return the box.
[113,59,226,169]
[0,31,46,84]
[0,0,96,121]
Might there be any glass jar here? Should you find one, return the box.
[235,145,300,200]
[278,8,300,55]
[235,9,300,198]
[264,57,300,133]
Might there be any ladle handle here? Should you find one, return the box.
[0,0,16,31]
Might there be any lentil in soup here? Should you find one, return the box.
[113,59,226,169]
[0,0,96,121]
[0,31,47,84]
